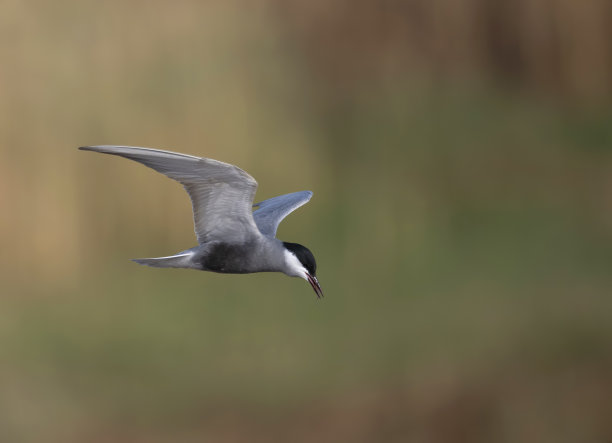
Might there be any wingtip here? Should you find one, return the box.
[78,145,131,154]
[79,145,110,152]
[78,146,104,152]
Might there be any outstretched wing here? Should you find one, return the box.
[252,190,313,238]
[80,145,260,244]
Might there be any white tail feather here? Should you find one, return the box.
[131,252,194,269]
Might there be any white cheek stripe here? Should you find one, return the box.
[283,249,308,279]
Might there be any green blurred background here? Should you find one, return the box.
[2,1,612,441]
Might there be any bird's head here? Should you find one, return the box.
[282,242,323,298]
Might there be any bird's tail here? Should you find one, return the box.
[131,252,195,269]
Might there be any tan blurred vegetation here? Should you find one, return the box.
[1,0,612,442]
[283,0,612,100]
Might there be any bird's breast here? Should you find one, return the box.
[199,241,258,274]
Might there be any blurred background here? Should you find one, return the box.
[1,0,612,441]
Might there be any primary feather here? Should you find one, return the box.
[79,145,259,244]
[253,191,313,237]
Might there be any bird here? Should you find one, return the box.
[79,145,323,298]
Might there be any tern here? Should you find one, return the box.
[79,145,323,298]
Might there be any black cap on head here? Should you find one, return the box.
[283,242,316,276]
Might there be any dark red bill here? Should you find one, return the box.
[306,273,323,299]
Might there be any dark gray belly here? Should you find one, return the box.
[199,242,255,274]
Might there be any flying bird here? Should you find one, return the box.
[79,145,323,298]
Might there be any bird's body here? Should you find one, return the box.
[79,145,323,297]
[132,238,286,274]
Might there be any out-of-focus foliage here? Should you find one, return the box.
[1,1,611,442]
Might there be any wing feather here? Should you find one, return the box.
[253,190,313,238]
[80,145,260,244]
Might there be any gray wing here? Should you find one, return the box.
[80,145,260,244]
[252,190,313,238]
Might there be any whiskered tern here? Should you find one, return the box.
[79,145,323,298]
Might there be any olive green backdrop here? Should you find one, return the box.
[1,1,611,441]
